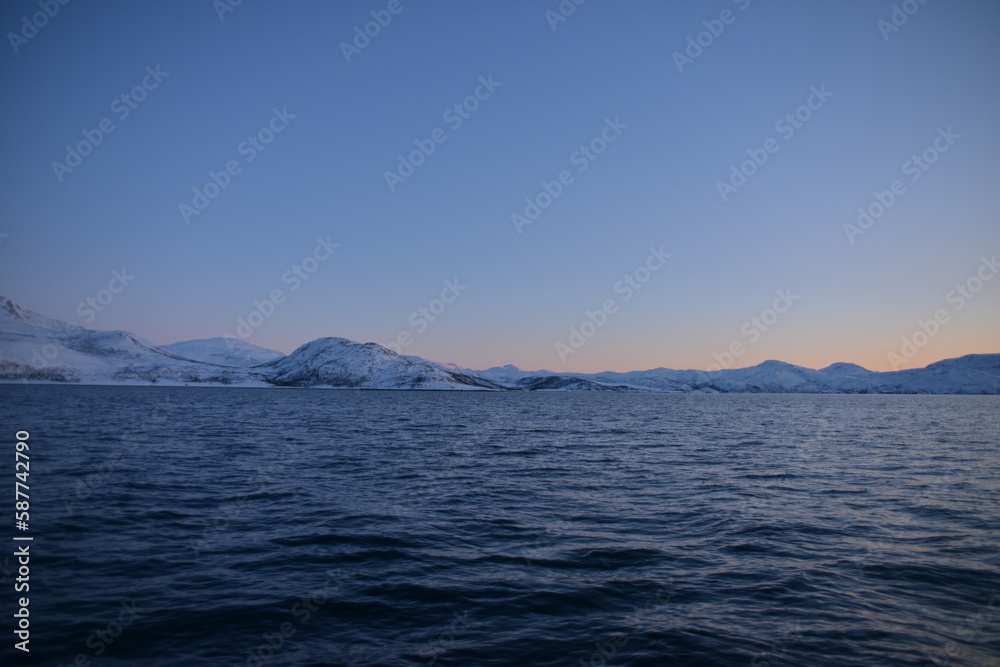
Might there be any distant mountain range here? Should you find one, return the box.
[1,296,998,393]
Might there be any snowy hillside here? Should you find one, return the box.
[259,338,504,390]
[162,338,285,367]
[489,357,1000,394]
[0,296,997,393]
[0,297,264,385]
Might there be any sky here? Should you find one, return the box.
[1,0,998,373]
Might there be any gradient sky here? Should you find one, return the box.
[1,0,998,373]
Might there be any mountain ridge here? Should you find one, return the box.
[1,296,998,394]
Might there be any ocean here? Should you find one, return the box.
[2,385,998,666]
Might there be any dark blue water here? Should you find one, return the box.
[1,386,998,666]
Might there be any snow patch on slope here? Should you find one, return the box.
[162,338,285,367]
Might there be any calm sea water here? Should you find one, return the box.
[1,386,998,666]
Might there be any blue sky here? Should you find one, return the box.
[1,0,998,372]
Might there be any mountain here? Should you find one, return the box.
[161,338,285,367]
[402,355,469,372]
[868,354,1000,395]
[819,362,875,376]
[514,375,639,391]
[474,364,558,383]
[0,296,998,394]
[502,357,1000,394]
[0,297,264,385]
[259,338,504,390]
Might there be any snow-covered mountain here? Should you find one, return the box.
[261,338,504,390]
[161,338,285,367]
[819,362,876,377]
[403,355,469,373]
[0,297,264,385]
[479,357,1000,394]
[0,296,998,393]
